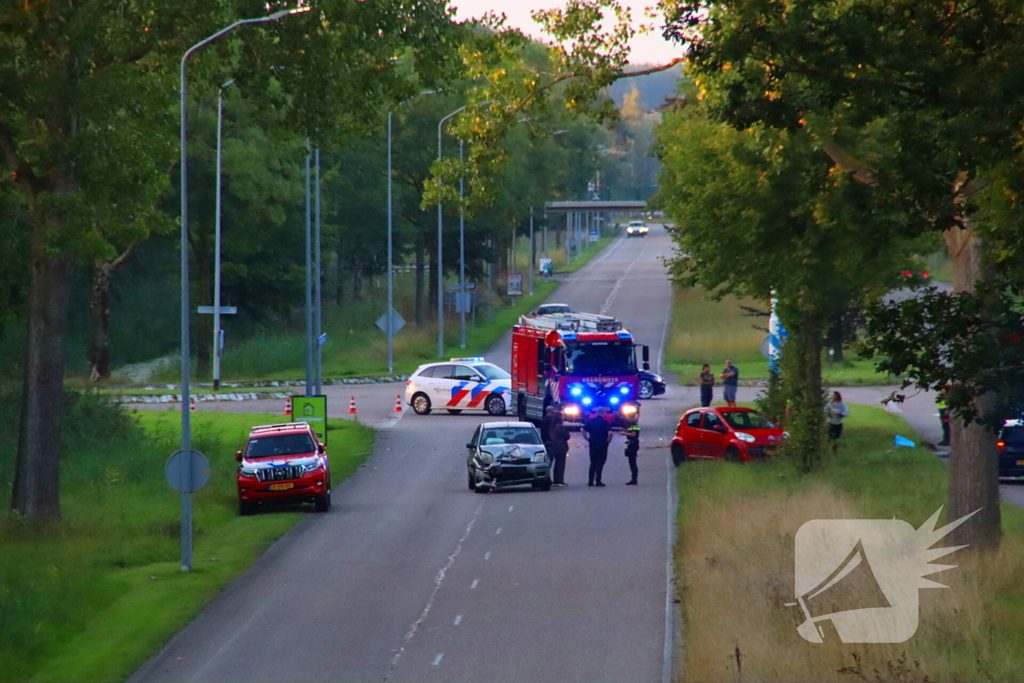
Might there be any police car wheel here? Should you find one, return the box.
[447,409,463,415]
[639,379,655,399]
[412,393,432,415]
[485,395,507,416]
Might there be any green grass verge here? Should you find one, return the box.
[93,387,294,397]
[664,286,896,386]
[0,405,373,683]
[675,404,1024,682]
[148,233,619,384]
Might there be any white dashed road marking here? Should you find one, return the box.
[432,654,443,667]
[470,579,479,589]
[454,615,463,626]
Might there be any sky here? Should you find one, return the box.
[448,1,682,66]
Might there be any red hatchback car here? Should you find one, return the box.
[671,407,784,465]
[235,423,331,515]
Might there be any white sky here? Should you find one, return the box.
[449,1,682,65]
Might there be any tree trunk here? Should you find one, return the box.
[415,236,425,327]
[780,317,825,472]
[827,314,845,363]
[12,253,71,522]
[89,245,135,382]
[943,223,1001,549]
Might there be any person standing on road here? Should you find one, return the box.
[541,406,558,444]
[698,364,715,408]
[546,412,571,488]
[936,385,951,447]
[826,391,849,453]
[624,424,640,485]
[582,408,613,487]
[721,359,739,408]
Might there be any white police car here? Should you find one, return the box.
[626,221,649,237]
[405,358,511,416]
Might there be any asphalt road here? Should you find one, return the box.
[130,226,687,683]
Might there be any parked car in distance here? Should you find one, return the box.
[671,407,784,465]
[236,422,330,515]
[626,221,649,238]
[637,369,666,399]
[997,419,1024,480]
[466,421,551,493]
[405,357,511,416]
[534,303,572,316]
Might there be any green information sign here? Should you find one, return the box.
[292,395,328,445]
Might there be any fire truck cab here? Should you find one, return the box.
[511,312,649,429]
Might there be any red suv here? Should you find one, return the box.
[236,423,331,515]
[671,407,784,465]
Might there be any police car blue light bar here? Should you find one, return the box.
[449,357,485,363]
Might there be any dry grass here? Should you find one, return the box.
[666,286,767,377]
[674,407,1024,682]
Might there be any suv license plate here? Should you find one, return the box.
[269,483,294,491]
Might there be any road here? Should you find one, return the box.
[130,226,686,683]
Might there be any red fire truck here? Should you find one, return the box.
[511,312,649,429]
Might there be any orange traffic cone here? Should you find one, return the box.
[284,396,292,416]
[189,396,197,412]
[348,396,357,415]
[394,395,404,413]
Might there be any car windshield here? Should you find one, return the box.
[538,305,571,315]
[474,364,511,380]
[564,341,636,376]
[721,411,777,430]
[246,433,315,458]
[480,428,541,446]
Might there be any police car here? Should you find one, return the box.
[626,220,649,237]
[405,358,511,416]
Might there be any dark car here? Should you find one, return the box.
[997,420,1024,480]
[466,421,551,492]
[637,370,666,399]
[671,407,785,465]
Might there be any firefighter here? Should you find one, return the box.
[624,424,640,485]
[582,407,613,487]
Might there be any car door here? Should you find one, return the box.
[467,424,482,469]
[701,412,729,459]
[682,412,705,457]
[449,364,482,409]
[427,364,456,405]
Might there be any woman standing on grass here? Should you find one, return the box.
[698,364,714,407]
[826,391,849,453]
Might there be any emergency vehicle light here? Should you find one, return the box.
[570,386,583,396]
[610,396,620,405]
[617,330,632,339]
[450,357,485,363]
[582,397,593,406]
[561,332,577,340]
[621,404,638,416]
[620,386,629,395]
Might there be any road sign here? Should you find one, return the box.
[318,333,328,346]
[197,306,237,315]
[589,229,598,242]
[508,273,523,296]
[165,449,211,494]
[375,309,406,336]
[293,395,328,445]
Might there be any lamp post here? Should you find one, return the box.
[528,206,534,296]
[179,5,308,572]
[212,78,235,391]
[304,141,313,397]
[314,147,322,396]
[436,100,495,358]
[459,139,467,349]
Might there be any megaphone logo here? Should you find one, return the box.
[790,507,977,643]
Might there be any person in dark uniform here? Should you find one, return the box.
[582,408,613,487]
[546,412,570,487]
[624,424,640,485]
[540,405,558,444]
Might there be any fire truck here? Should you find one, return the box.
[511,312,650,429]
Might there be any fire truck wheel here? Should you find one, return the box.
[638,379,655,399]
[485,395,507,416]
[447,409,463,415]
[412,393,432,415]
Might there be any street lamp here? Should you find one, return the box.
[212,78,235,391]
[436,100,495,358]
[179,4,309,572]
[385,90,437,373]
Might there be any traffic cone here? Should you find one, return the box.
[394,395,403,413]
[348,396,357,414]
[284,396,292,416]
[190,396,197,412]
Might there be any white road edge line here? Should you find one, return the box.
[384,501,483,681]
[432,653,444,667]
[601,242,650,315]
[663,437,678,683]
[566,234,625,285]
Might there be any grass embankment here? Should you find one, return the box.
[146,233,617,384]
[0,397,373,683]
[665,286,896,386]
[675,404,1024,682]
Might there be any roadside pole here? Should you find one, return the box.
[314,147,323,395]
[304,140,313,397]
[528,206,534,296]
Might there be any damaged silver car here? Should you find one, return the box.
[466,421,551,493]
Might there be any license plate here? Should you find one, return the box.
[269,483,294,491]
[1017,460,1024,466]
